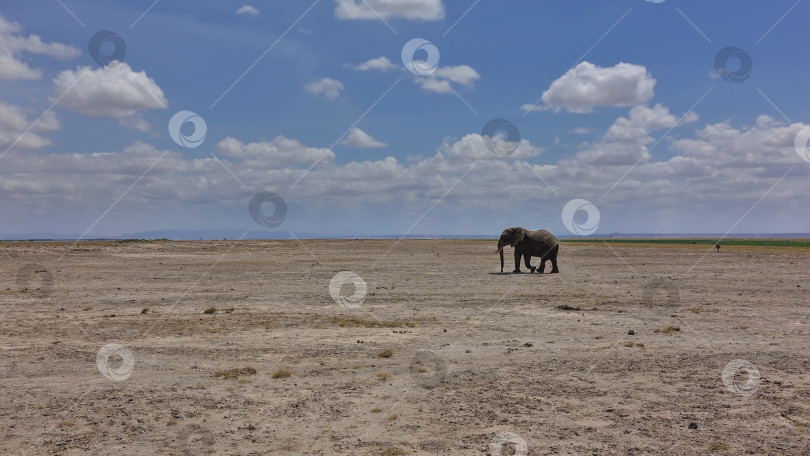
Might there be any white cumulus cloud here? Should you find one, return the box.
[52,62,168,119]
[236,5,260,16]
[353,56,397,72]
[216,136,335,167]
[0,102,61,151]
[574,104,698,166]
[415,65,480,94]
[335,0,445,21]
[440,133,543,160]
[524,62,656,113]
[0,13,80,81]
[342,128,387,148]
[305,77,345,100]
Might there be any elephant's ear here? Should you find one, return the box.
[512,227,526,246]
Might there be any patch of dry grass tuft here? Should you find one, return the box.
[271,369,292,379]
[212,367,257,380]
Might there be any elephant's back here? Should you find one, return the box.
[533,229,559,243]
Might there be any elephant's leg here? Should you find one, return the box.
[524,253,535,273]
[513,249,522,273]
[550,253,559,273]
[538,259,546,274]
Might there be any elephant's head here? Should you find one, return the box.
[496,227,526,272]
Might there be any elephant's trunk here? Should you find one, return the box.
[497,238,505,272]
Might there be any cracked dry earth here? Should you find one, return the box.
[1,239,809,455]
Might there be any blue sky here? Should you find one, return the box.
[0,0,808,237]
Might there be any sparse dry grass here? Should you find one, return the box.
[271,369,292,379]
[204,307,217,314]
[376,372,391,381]
[212,367,257,380]
[377,349,394,358]
[709,442,729,451]
[382,448,410,455]
[661,326,681,335]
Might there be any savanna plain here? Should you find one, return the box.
[1,239,808,455]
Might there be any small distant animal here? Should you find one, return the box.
[715,243,721,252]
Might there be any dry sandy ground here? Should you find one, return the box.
[1,239,809,455]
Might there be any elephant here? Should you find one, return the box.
[496,227,559,274]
